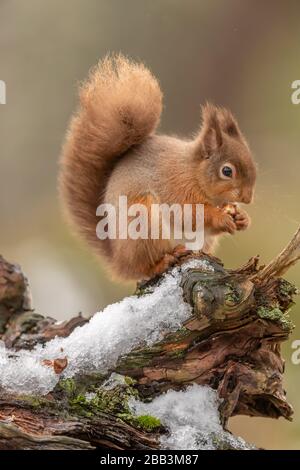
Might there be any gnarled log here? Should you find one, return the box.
[0,226,299,450]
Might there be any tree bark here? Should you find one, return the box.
[0,227,299,450]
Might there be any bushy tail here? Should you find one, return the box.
[59,54,162,254]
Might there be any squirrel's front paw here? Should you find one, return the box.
[234,208,251,231]
[216,213,237,235]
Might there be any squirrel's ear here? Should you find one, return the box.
[200,103,223,157]
[218,107,241,138]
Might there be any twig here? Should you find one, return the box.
[253,225,300,282]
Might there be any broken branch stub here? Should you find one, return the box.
[255,226,300,281]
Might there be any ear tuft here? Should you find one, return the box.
[200,103,223,156]
[218,107,240,138]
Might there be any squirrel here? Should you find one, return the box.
[59,54,257,282]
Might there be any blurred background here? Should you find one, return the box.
[0,0,299,449]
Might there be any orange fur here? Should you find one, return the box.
[60,54,256,281]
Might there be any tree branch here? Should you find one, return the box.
[0,226,299,450]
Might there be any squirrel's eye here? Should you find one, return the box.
[222,166,232,177]
[220,163,235,180]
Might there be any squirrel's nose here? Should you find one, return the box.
[240,188,253,204]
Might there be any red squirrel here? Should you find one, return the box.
[60,54,257,281]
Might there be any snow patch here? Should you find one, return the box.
[0,262,207,395]
[129,384,252,450]
[180,258,215,273]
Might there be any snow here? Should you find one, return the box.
[129,384,252,450]
[0,260,211,395]
[101,372,128,390]
[0,257,251,449]
[85,392,97,401]
[0,343,58,396]
[180,258,215,273]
